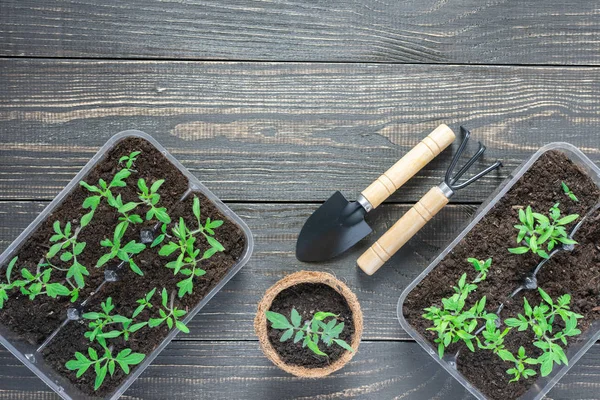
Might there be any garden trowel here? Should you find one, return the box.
[296,124,456,262]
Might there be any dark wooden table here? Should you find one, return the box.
[1,1,600,398]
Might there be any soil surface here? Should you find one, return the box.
[403,150,600,400]
[0,137,247,397]
[267,283,354,368]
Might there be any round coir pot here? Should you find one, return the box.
[254,271,363,378]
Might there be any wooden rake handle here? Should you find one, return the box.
[360,124,455,209]
[357,186,449,275]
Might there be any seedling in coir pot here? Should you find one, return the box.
[508,203,578,259]
[265,308,354,356]
[1,147,231,392]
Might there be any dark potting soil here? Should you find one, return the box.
[403,150,600,400]
[267,283,355,368]
[0,137,246,397]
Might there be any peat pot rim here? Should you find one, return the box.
[254,271,363,378]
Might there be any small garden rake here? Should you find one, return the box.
[357,127,502,275]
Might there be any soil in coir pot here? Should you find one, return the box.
[403,150,600,400]
[0,137,246,396]
[267,283,355,368]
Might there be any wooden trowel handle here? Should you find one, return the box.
[361,124,455,209]
[357,186,449,275]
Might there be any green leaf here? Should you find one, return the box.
[556,214,579,226]
[532,213,550,225]
[206,236,224,252]
[498,349,516,362]
[60,251,73,262]
[524,297,533,316]
[149,318,164,328]
[508,247,529,255]
[21,268,35,281]
[280,328,294,342]
[96,253,114,268]
[174,253,184,275]
[137,178,148,193]
[161,288,168,307]
[175,320,190,333]
[74,242,86,256]
[526,206,534,229]
[293,330,304,343]
[202,247,218,260]
[122,241,146,254]
[129,322,148,333]
[540,358,554,377]
[47,242,63,259]
[80,181,101,193]
[477,296,486,313]
[334,339,354,352]
[82,195,101,210]
[6,257,17,283]
[517,208,526,224]
[209,220,224,229]
[530,235,538,252]
[98,330,122,339]
[88,347,98,360]
[193,197,201,220]
[177,278,193,298]
[151,234,166,248]
[52,220,62,235]
[306,339,327,356]
[537,249,550,259]
[538,227,553,245]
[159,242,179,256]
[118,202,138,214]
[265,311,292,329]
[154,208,171,224]
[128,259,144,276]
[150,179,165,193]
[457,330,474,340]
[111,169,131,188]
[67,262,89,288]
[291,308,302,327]
[314,312,337,321]
[46,283,71,298]
[538,288,553,305]
[83,312,101,320]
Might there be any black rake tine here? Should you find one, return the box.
[451,160,503,190]
[445,126,471,184]
[449,142,487,185]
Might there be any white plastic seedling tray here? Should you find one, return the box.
[0,130,254,399]
[398,143,600,400]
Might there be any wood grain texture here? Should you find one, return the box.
[1,1,600,65]
[0,201,477,341]
[2,341,600,400]
[2,60,600,202]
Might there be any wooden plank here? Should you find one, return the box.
[0,201,477,341]
[2,60,600,203]
[1,1,599,65]
[2,341,600,399]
